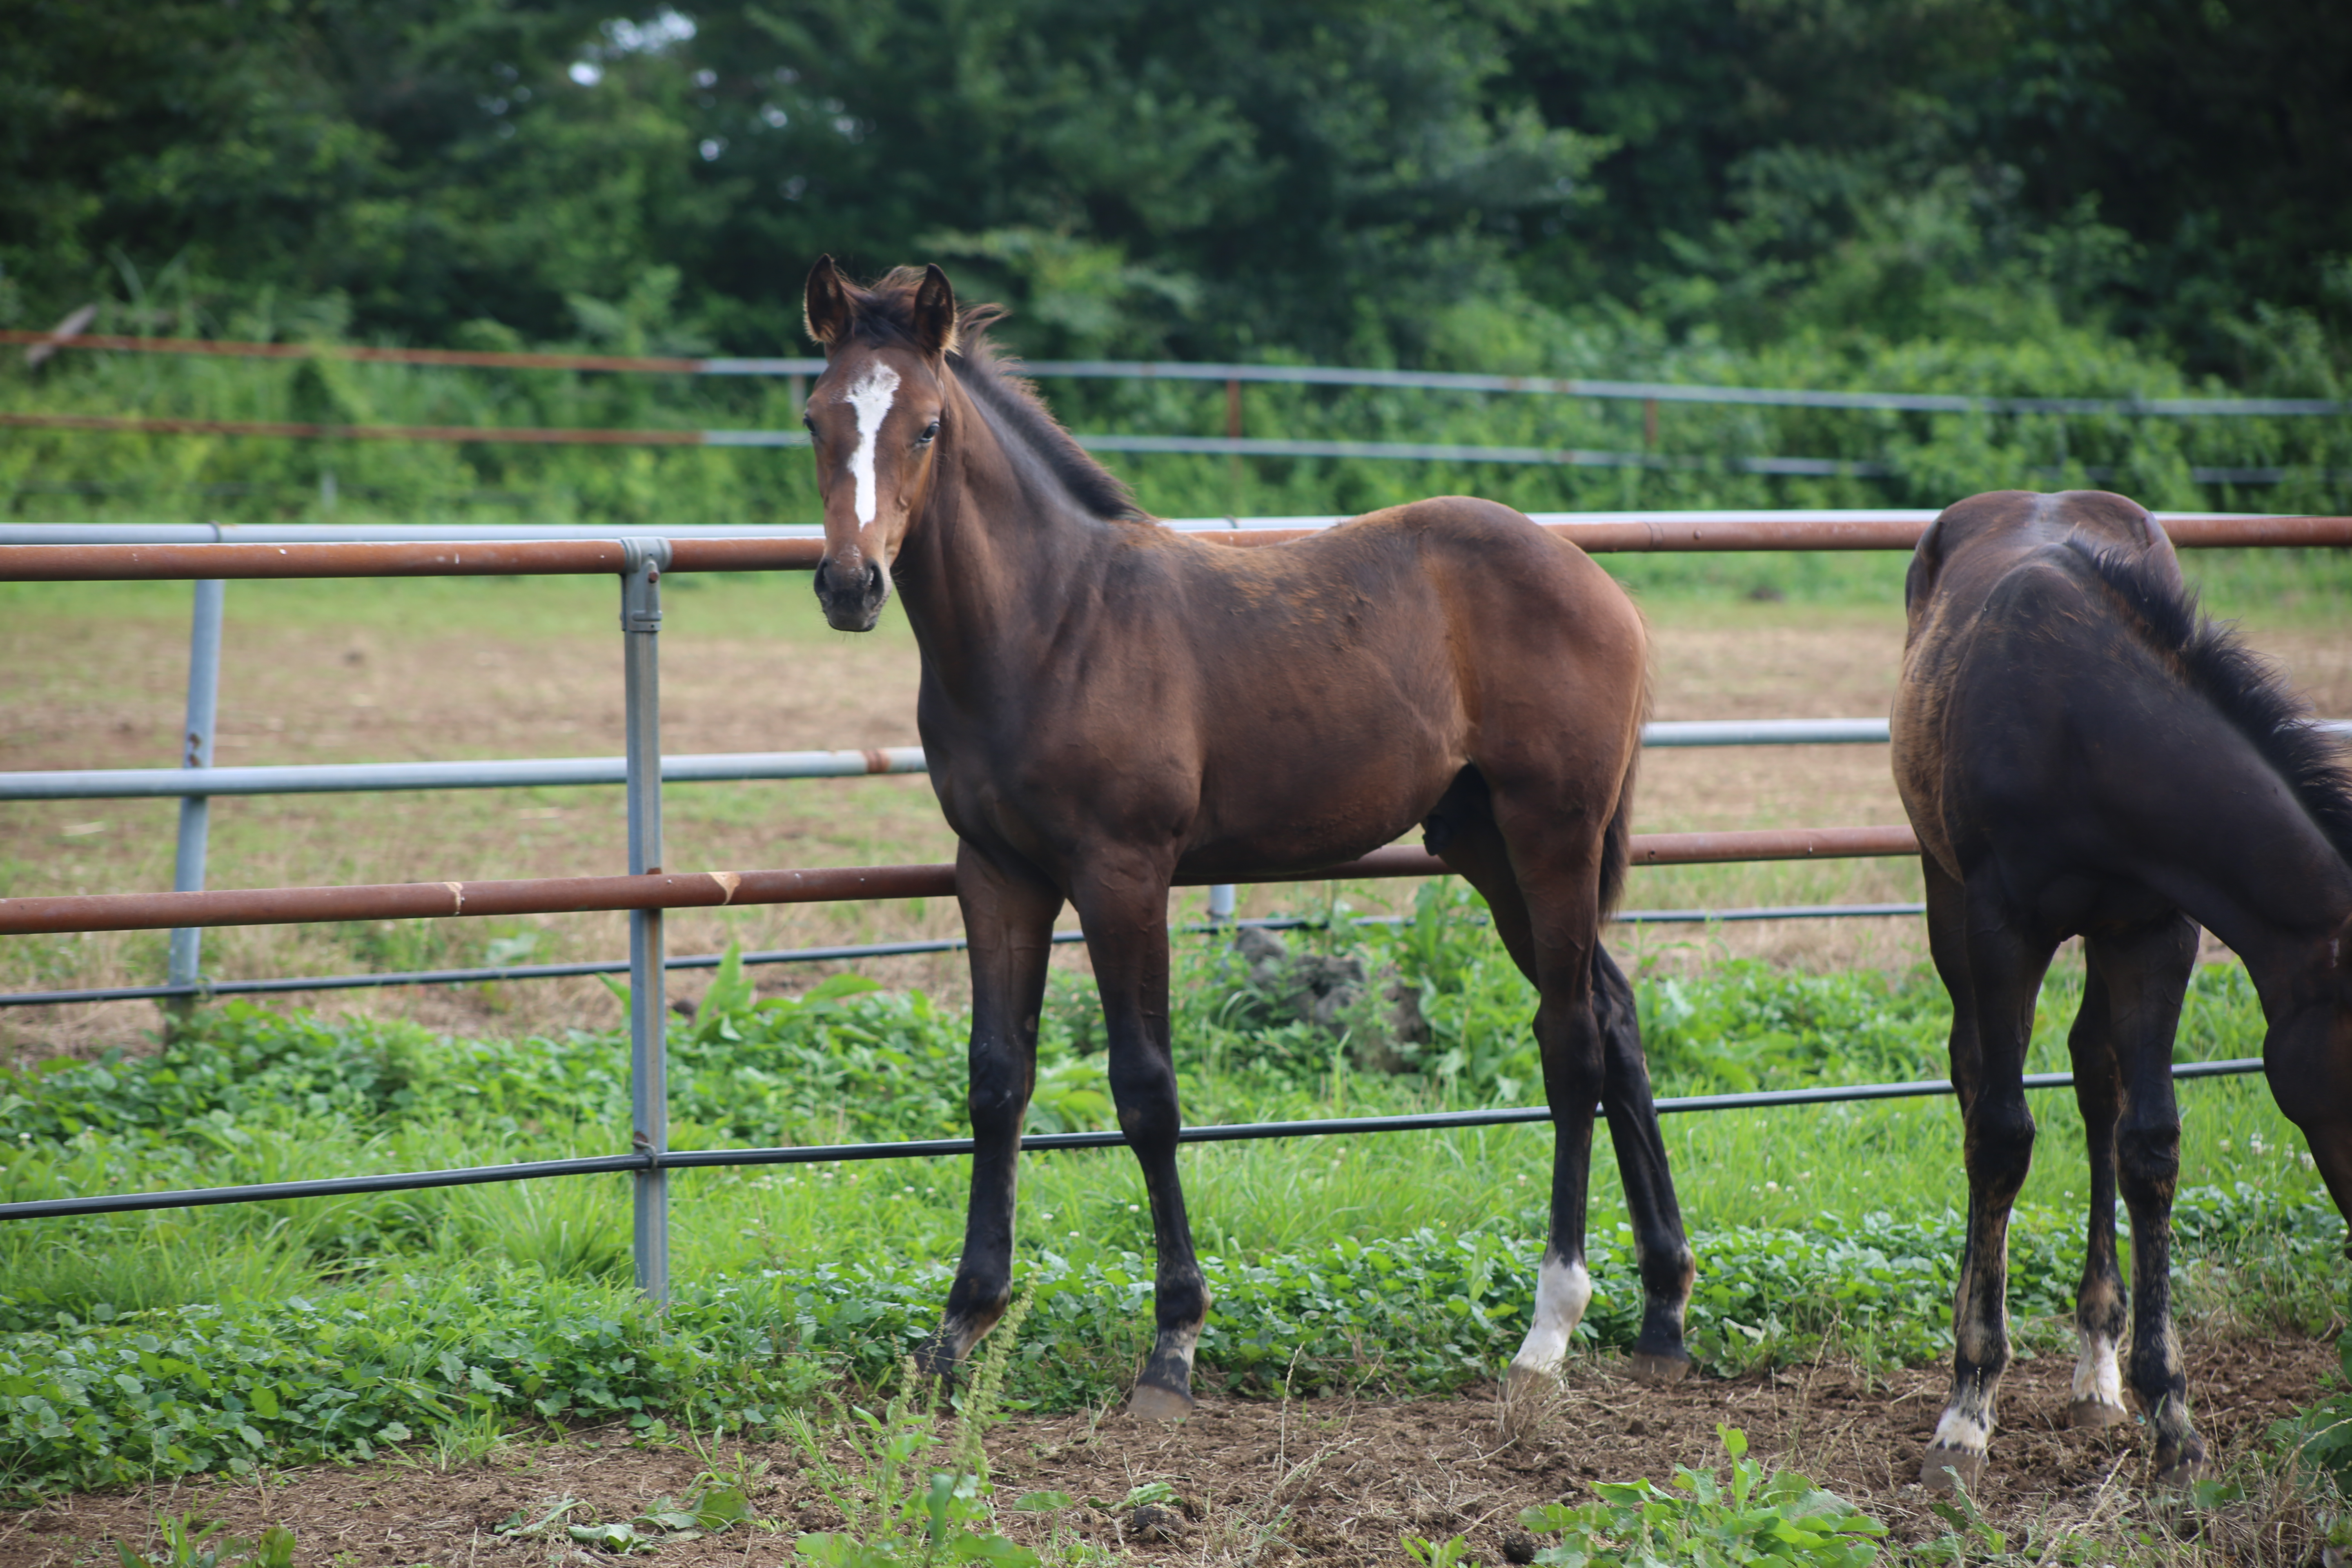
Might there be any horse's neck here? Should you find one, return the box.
[2178,796,2352,1018]
[893,379,1109,689]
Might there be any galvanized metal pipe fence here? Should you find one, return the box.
[2,512,2344,1301]
[9,327,2346,413]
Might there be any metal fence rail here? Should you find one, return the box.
[0,904,1940,1010]
[7,515,2349,586]
[0,722,1906,802]
[8,328,2345,416]
[0,1057,2267,1225]
[9,409,2344,485]
[0,829,1927,937]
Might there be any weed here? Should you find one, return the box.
[1401,1532,1474,1568]
[114,1513,295,1568]
[1516,1425,1884,1566]
[494,1481,754,1553]
[786,1292,1040,1568]
[411,1407,512,1472]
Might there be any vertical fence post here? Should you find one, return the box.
[1206,362,1241,918]
[1225,376,1245,519]
[620,539,672,1304]
[164,578,226,1021]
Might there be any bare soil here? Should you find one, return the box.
[2,1331,2334,1567]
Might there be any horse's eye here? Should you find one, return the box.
[917,419,940,445]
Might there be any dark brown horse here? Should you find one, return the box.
[796,256,1695,1417]
[1893,489,2352,1488]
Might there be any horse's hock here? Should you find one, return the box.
[1229,925,1427,1072]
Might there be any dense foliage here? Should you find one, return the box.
[5,0,2345,374]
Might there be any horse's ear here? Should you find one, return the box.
[804,254,853,348]
[911,264,958,358]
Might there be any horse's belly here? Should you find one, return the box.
[1181,765,1452,879]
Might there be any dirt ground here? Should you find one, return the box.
[8,579,2348,1060]
[1,1331,2334,1568]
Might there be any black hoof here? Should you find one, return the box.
[1921,1446,1985,1491]
[1626,1347,1693,1384]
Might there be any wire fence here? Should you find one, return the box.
[7,330,2345,415]
[9,330,2349,486]
[0,1057,2272,1224]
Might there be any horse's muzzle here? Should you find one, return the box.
[814,557,889,632]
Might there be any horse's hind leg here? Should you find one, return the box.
[1430,776,1688,1387]
[2064,964,2131,1429]
[1595,943,1695,1381]
[1922,861,2055,1491]
[2089,913,2205,1482]
[918,844,1064,1381]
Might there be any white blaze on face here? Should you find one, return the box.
[1508,1253,1592,1379]
[841,363,902,527]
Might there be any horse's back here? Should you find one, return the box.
[1309,495,1641,647]
[1107,495,1648,870]
[1163,494,1642,685]
[1314,495,1649,752]
[1904,489,2178,624]
[1895,489,2218,882]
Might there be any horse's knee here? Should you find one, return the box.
[967,1079,1027,1140]
[1113,1089,1180,1152]
[1107,1051,1181,1131]
[2116,1119,2181,1203]
[1964,1097,2036,1189]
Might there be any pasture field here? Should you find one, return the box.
[3,549,2351,1563]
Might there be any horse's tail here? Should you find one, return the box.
[1597,658,1650,923]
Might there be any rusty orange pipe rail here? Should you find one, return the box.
[0,826,1920,936]
[0,517,2345,582]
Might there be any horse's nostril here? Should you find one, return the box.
[865,562,885,598]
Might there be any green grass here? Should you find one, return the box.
[2,894,2344,1498]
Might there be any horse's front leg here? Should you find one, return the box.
[917,842,1065,1381]
[1073,860,1205,1419]
[1922,869,2053,1491]
[2092,915,2205,1482]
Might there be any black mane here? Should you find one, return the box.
[948,325,1145,523]
[842,267,1144,523]
[2071,538,2352,868]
